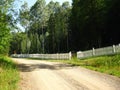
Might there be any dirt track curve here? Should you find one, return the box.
[12,58,120,90]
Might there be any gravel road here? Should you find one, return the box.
[12,58,120,90]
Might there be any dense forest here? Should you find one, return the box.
[0,0,120,55]
[10,0,71,54]
[70,0,120,51]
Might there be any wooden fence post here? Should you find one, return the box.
[57,53,58,60]
[113,45,116,53]
[69,52,72,60]
[119,44,120,47]
[92,48,95,56]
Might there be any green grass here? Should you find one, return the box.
[0,55,19,90]
[81,55,120,77]
[40,54,120,77]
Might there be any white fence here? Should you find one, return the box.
[77,44,120,59]
[11,52,72,60]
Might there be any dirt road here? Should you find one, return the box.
[12,58,120,90]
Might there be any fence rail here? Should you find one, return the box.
[11,52,71,60]
[77,44,120,59]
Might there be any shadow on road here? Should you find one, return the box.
[17,63,73,72]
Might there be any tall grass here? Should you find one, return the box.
[0,55,19,90]
[82,55,120,77]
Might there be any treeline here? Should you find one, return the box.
[10,0,71,54]
[70,0,120,51]
[9,0,120,54]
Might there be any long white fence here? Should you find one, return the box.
[11,52,72,60]
[77,44,120,59]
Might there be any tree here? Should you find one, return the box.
[47,2,71,53]
[21,34,31,54]
[10,32,25,54]
[70,0,107,51]
[11,0,71,54]
[105,0,120,46]
[19,2,31,53]
[0,0,16,54]
[19,2,30,31]
[29,0,48,53]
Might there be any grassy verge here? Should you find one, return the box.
[0,55,19,90]
[81,55,120,77]
[38,54,120,77]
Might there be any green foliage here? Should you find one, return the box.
[70,0,120,51]
[9,0,120,54]
[0,55,19,90]
[21,38,26,53]
[21,34,31,54]
[15,0,71,54]
[0,0,16,54]
[9,32,26,54]
[19,2,30,29]
[47,2,71,53]
[0,11,10,54]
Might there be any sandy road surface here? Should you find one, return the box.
[12,58,120,90]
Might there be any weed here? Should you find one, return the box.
[0,55,19,90]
